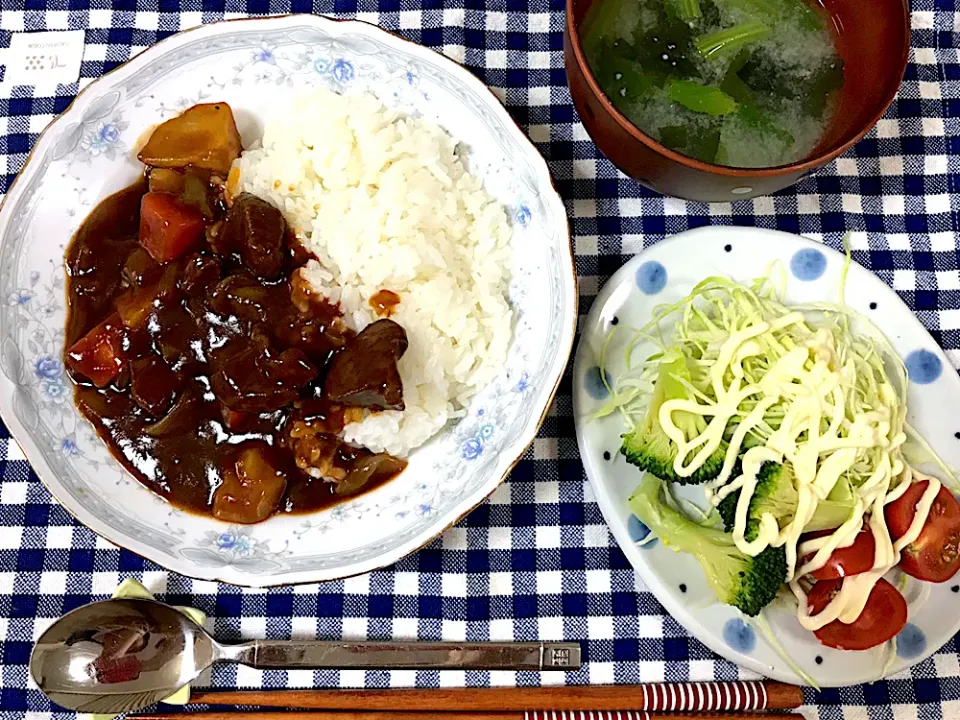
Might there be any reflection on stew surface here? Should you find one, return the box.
[63,103,407,524]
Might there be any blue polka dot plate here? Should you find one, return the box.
[0,15,575,586]
[573,227,960,686]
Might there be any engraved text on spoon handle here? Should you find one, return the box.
[229,641,581,670]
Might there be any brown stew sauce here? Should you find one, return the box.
[369,289,401,317]
[63,106,407,523]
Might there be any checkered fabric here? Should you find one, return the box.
[1,1,959,718]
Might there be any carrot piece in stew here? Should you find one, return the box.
[65,312,130,388]
[139,192,206,263]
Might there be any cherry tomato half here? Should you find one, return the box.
[807,577,907,651]
[885,480,960,583]
[801,527,876,581]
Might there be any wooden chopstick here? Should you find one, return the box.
[136,713,805,720]
[188,682,803,712]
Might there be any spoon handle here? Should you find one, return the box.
[224,640,581,670]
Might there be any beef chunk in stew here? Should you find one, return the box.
[212,340,318,413]
[324,319,408,411]
[217,193,288,281]
[180,253,222,296]
[130,356,181,417]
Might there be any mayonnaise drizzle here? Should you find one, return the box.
[653,306,945,632]
[792,471,941,631]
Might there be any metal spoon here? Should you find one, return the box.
[31,598,581,714]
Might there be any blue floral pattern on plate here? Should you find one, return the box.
[0,16,575,586]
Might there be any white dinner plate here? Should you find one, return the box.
[573,226,960,686]
[0,15,576,586]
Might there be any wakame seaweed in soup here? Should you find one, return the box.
[582,0,844,168]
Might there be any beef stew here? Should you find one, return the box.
[64,103,408,525]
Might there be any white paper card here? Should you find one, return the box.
[3,31,85,87]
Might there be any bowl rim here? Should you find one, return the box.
[0,13,577,587]
[564,0,911,178]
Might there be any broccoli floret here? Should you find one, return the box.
[620,352,726,485]
[718,463,856,538]
[717,461,798,541]
[630,474,786,617]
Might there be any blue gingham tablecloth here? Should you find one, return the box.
[1,2,959,718]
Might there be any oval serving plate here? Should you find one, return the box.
[0,15,575,586]
[574,226,960,686]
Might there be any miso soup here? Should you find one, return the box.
[582,0,844,168]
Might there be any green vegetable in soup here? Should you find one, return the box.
[662,125,723,164]
[784,0,823,30]
[597,53,659,106]
[695,21,771,60]
[719,68,754,103]
[714,0,778,24]
[715,105,795,168]
[738,105,794,145]
[715,0,821,30]
[666,0,702,21]
[660,125,689,149]
[581,0,843,167]
[804,60,845,117]
[667,80,738,115]
[582,0,626,58]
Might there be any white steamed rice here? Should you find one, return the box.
[233,88,513,456]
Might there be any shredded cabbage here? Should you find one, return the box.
[599,273,910,495]
[756,611,820,689]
